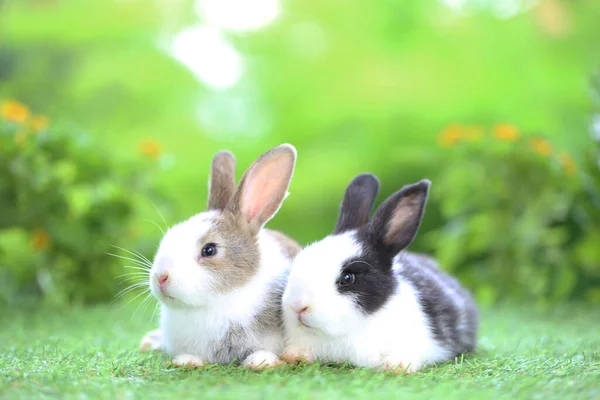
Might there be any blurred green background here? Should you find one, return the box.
[1,0,599,307]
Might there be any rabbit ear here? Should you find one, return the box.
[334,173,380,234]
[227,144,297,235]
[366,180,430,257]
[207,150,237,210]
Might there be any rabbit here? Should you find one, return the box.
[139,144,302,370]
[280,173,478,373]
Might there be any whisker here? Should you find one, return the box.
[141,293,156,316]
[115,277,148,287]
[111,245,153,266]
[107,253,151,269]
[112,283,149,303]
[120,288,152,310]
[106,253,152,267]
[123,265,151,273]
[152,203,170,232]
[114,272,149,280]
[113,287,148,304]
[123,265,152,273]
[110,254,151,269]
[144,219,166,236]
[130,292,155,322]
[151,302,160,322]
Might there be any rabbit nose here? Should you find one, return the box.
[157,272,169,287]
[291,303,310,315]
[297,306,309,315]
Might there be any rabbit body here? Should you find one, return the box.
[281,175,478,373]
[141,145,301,369]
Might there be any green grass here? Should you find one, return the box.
[1,304,599,400]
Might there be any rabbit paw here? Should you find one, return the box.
[139,329,162,352]
[280,345,314,365]
[172,354,205,368]
[242,350,284,370]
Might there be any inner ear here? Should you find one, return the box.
[228,144,296,234]
[369,180,430,256]
[384,192,424,246]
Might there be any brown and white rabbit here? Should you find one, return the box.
[140,144,301,369]
[281,174,478,373]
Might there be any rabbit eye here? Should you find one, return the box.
[201,243,217,258]
[339,272,355,287]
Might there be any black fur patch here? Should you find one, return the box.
[336,238,397,315]
[334,174,380,234]
[396,252,478,354]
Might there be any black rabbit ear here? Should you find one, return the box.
[207,150,237,210]
[367,179,430,257]
[334,173,380,234]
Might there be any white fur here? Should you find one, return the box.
[148,211,291,366]
[282,232,453,373]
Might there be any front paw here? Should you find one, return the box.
[172,354,205,368]
[139,329,162,352]
[379,358,417,375]
[242,350,284,370]
[280,345,314,365]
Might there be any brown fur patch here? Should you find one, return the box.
[207,151,236,211]
[198,210,260,293]
[198,145,298,294]
[265,229,302,260]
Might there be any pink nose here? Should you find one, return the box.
[293,305,309,315]
[157,272,169,287]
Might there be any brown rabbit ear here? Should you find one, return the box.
[367,179,430,257]
[227,144,296,235]
[207,150,237,210]
[334,173,380,234]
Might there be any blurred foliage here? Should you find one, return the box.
[426,124,600,304]
[0,0,599,305]
[0,100,171,305]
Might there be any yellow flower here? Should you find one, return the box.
[559,152,576,176]
[31,229,50,251]
[29,115,49,132]
[493,124,519,142]
[438,124,463,147]
[1,100,30,123]
[139,138,162,160]
[529,137,553,156]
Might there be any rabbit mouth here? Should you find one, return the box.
[297,315,313,329]
[159,286,175,301]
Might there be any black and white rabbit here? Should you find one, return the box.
[281,174,478,373]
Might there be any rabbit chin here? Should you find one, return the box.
[150,284,212,310]
[149,262,218,309]
[282,304,364,339]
